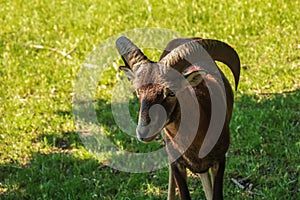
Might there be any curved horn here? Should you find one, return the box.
[160,38,240,90]
[116,36,149,70]
[159,40,204,73]
[198,39,240,90]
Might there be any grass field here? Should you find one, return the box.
[0,0,299,199]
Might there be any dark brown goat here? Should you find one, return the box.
[116,36,240,200]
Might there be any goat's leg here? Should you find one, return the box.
[167,164,176,200]
[200,157,225,200]
[212,157,225,200]
[210,162,219,190]
[171,163,191,200]
[200,171,213,200]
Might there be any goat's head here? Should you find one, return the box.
[116,37,208,142]
[116,36,240,143]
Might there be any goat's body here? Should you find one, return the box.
[160,39,236,200]
[116,36,240,200]
[165,75,233,170]
[163,70,233,200]
[163,82,230,199]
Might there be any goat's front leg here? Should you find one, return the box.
[200,157,225,200]
[167,165,176,200]
[200,171,213,200]
[170,162,191,200]
[212,157,225,200]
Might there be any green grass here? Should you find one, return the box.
[0,0,299,199]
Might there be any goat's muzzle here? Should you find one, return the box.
[136,125,158,143]
[136,104,167,143]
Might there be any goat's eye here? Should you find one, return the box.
[168,91,175,97]
[164,88,175,98]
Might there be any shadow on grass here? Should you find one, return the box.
[0,89,299,199]
[226,89,299,199]
[0,145,168,200]
[0,98,167,200]
[0,152,103,199]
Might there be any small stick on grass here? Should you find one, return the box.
[230,178,245,190]
[30,44,76,59]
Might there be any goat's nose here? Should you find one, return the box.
[136,104,167,142]
[137,126,160,143]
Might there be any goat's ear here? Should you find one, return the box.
[120,66,135,80]
[183,68,207,87]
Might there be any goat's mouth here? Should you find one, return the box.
[137,133,159,143]
[136,126,162,143]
